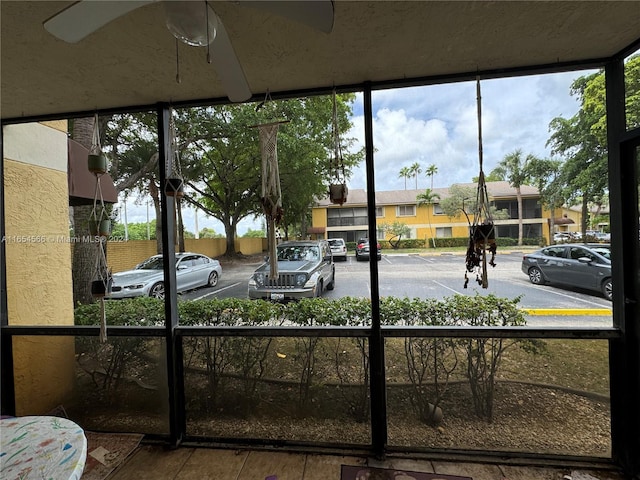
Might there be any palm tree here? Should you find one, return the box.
[417,188,441,248]
[399,166,411,190]
[496,149,533,246]
[425,164,438,190]
[409,162,422,189]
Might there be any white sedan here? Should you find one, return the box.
[108,252,222,299]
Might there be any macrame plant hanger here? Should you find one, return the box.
[88,113,112,342]
[253,91,289,280]
[464,77,497,289]
[165,109,184,198]
[329,89,348,205]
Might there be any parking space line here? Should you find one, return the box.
[193,282,241,300]
[432,280,462,295]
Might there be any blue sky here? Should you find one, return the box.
[119,69,594,236]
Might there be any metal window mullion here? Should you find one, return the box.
[605,58,640,477]
[157,104,186,447]
[364,83,387,457]
[0,123,15,416]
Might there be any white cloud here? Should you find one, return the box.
[346,70,591,193]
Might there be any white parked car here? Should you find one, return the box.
[328,238,347,261]
[108,252,222,299]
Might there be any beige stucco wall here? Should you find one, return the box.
[3,121,76,415]
[106,237,265,273]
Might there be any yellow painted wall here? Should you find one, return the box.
[312,208,328,228]
[106,237,265,273]
[3,122,76,415]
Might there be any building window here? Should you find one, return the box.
[396,205,416,216]
[326,207,368,227]
[376,206,384,217]
[433,203,444,215]
[435,227,452,238]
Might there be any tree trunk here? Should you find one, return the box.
[71,117,98,305]
[223,221,237,257]
[581,198,589,239]
[516,187,523,246]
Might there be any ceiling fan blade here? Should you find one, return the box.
[240,1,334,34]
[209,16,252,102]
[44,0,156,43]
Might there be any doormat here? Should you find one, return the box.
[341,465,472,480]
[82,432,144,480]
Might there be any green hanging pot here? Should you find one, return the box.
[98,219,111,237]
[165,178,184,198]
[88,153,108,175]
[89,218,111,236]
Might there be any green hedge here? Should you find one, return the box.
[75,294,525,328]
[75,294,534,423]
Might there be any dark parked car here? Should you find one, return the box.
[109,252,222,299]
[355,238,381,261]
[521,244,612,300]
[248,240,335,301]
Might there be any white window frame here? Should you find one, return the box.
[396,205,416,217]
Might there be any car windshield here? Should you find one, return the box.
[136,257,164,270]
[328,239,343,246]
[591,247,611,260]
[277,245,319,261]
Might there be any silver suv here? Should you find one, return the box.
[328,238,347,261]
[248,240,335,301]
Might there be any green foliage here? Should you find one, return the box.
[380,221,411,248]
[242,228,266,238]
[199,227,223,238]
[75,294,533,423]
[177,94,363,243]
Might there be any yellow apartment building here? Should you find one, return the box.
[312,182,557,245]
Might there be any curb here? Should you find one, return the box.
[521,308,611,316]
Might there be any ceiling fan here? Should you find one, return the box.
[43,0,334,103]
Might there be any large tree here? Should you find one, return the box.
[525,157,565,242]
[491,149,536,246]
[416,188,441,248]
[547,73,609,238]
[399,166,411,190]
[425,164,438,190]
[178,94,361,256]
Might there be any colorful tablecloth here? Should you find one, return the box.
[0,416,87,480]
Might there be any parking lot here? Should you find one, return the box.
[181,251,613,327]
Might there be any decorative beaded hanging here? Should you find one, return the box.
[464,78,497,289]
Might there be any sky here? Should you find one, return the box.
[117,69,594,237]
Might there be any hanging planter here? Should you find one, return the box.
[472,222,495,243]
[329,90,349,206]
[166,112,185,198]
[164,177,184,198]
[88,152,109,175]
[91,277,112,298]
[329,183,348,205]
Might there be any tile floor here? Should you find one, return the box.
[106,445,626,480]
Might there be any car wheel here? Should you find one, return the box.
[601,278,613,301]
[315,280,323,297]
[149,282,164,299]
[326,270,335,290]
[208,271,219,288]
[528,267,544,285]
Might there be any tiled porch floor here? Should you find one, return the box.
[106,445,626,480]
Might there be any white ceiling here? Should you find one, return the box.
[2,1,640,121]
